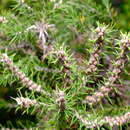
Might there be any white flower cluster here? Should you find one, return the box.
[120,33,130,45]
[15,97,37,108]
[104,112,130,126]
[56,90,66,111]
[95,26,107,37]
[76,111,130,128]
[0,16,8,23]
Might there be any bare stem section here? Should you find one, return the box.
[85,34,130,105]
[76,111,130,128]
[0,54,45,93]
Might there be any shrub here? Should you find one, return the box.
[0,0,129,129]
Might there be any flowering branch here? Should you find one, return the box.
[86,26,107,74]
[0,54,47,93]
[76,111,130,128]
[57,50,72,86]
[85,33,130,105]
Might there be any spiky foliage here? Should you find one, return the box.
[0,0,130,129]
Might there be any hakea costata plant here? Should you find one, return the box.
[0,21,130,129]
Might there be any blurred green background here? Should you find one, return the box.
[1,0,130,31]
[111,0,130,31]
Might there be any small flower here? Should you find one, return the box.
[56,90,66,111]
[95,26,107,37]
[120,33,130,44]
[0,16,8,23]
[18,0,25,4]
